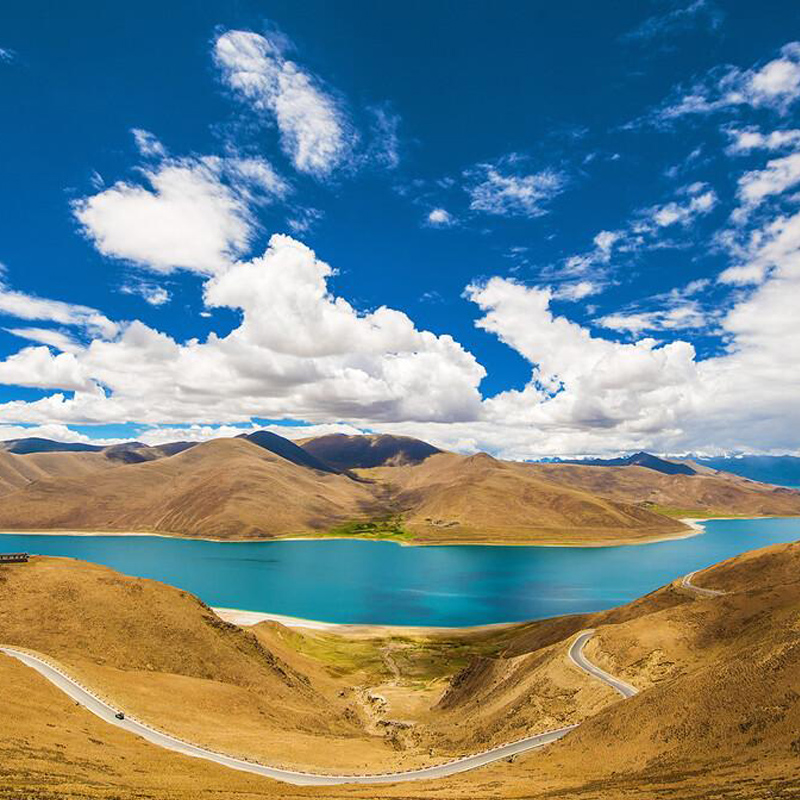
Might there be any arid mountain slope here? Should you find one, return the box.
[0,556,398,775]
[0,449,116,497]
[363,452,688,543]
[1,432,798,542]
[555,451,697,475]
[0,439,199,496]
[401,540,800,800]
[241,430,341,473]
[525,460,800,517]
[0,438,374,538]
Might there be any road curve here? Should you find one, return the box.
[568,630,639,699]
[681,570,725,597]
[1,632,634,786]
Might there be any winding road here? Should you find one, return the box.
[1,630,634,786]
[567,630,638,699]
[681,570,725,597]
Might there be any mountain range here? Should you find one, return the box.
[1,432,799,543]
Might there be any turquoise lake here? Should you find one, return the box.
[2,517,798,626]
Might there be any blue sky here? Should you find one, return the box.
[0,0,799,457]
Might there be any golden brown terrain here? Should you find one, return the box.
[0,449,116,495]
[0,432,798,544]
[1,540,799,799]
[527,460,800,518]
[0,438,376,538]
[360,451,686,544]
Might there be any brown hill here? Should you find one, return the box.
[525,460,800,517]
[0,437,375,538]
[0,441,198,496]
[474,540,800,798]
[338,539,799,799]
[301,433,441,470]
[0,556,399,776]
[0,449,116,496]
[363,452,688,544]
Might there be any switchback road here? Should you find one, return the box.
[1,629,635,785]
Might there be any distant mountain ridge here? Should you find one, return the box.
[237,430,340,474]
[547,451,697,476]
[0,437,105,454]
[693,455,800,487]
[300,433,441,470]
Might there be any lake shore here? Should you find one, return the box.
[0,522,702,548]
[211,606,518,635]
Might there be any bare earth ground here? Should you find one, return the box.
[1,541,799,799]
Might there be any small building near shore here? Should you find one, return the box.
[0,552,29,564]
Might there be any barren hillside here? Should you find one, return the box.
[1,541,798,799]
[0,438,375,538]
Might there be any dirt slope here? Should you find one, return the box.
[0,556,399,773]
[1,434,798,543]
[0,437,375,538]
[363,452,687,543]
[525,461,800,517]
[0,449,116,497]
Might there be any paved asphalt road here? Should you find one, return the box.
[1,629,634,786]
[681,571,725,597]
[567,630,639,699]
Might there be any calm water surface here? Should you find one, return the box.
[2,518,797,626]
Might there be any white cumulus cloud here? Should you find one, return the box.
[73,155,287,275]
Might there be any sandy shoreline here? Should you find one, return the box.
[0,524,703,548]
[211,607,516,634]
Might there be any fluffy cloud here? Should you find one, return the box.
[2,215,799,456]
[465,158,566,217]
[645,184,717,227]
[214,30,354,178]
[597,279,711,334]
[426,208,454,227]
[598,306,706,333]
[0,235,485,426]
[656,41,800,121]
[134,421,365,446]
[552,281,599,302]
[131,128,166,158]
[0,347,93,391]
[73,156,286,275]
[0,423,123,446]
[5,327,82,353]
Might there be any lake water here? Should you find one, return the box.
[1,518,797,626]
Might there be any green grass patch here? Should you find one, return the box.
[323,514,413,542]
